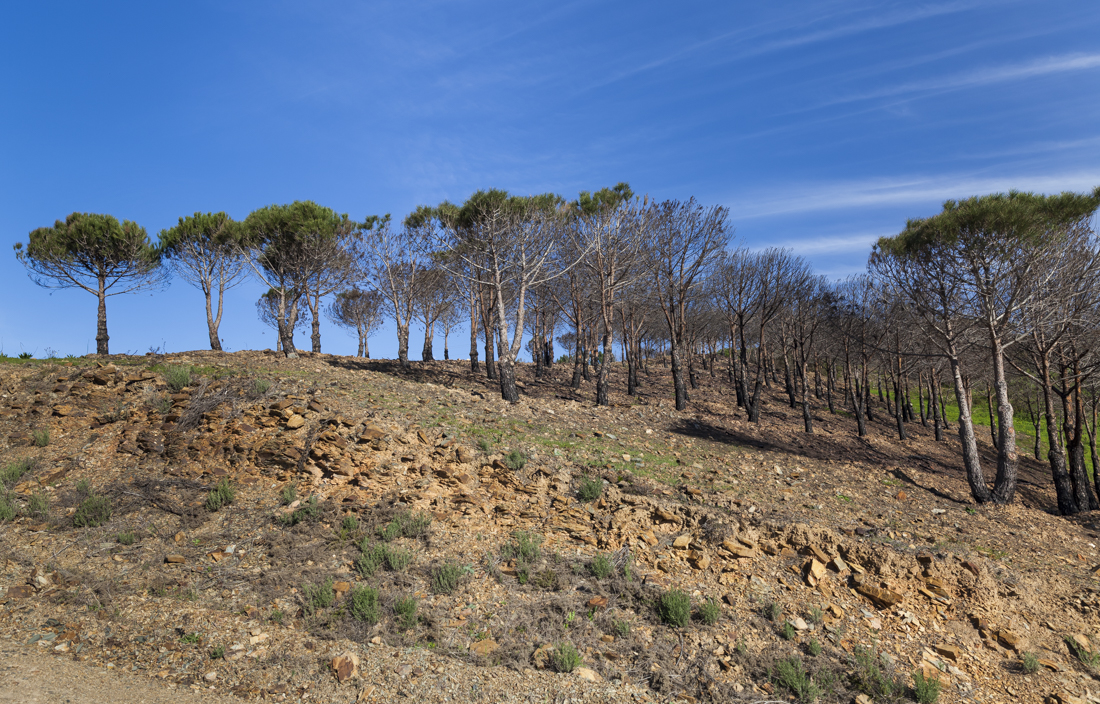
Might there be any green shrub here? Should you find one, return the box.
[356,543,386,577]
[251,379,272,396]
[657,589,691,628]
[151,394,173,415]
[180,633,201,644]
[270,609,284,625]
[0,492,16,522]
[1066,636,1100,668]
[807,638,822,657]
[279,483,297,506]
[117,531,136,545]
[771,656,824,703]
[589,553,613,580]
[912,670,941,704]
[278,494,319,526]
[767,600,783,622]
[302,577,335,616]
[533,568,559,590]
[431,562,465,595]
[27,490,49,518]
[1021,651,1040,674]
[210,645,225,660]
[73,494,112,528]
[698,598,720,626]
[341,515,359,533]
[32,428,50,447]
[807,606,824,624]
[75,478,90,496]
[504,450,527,471]
[204,478,235,512]
[394,596,418,630]
[348,585,381,623]
[379,520,402,542]
[18,352,32,360]
[0,458,35,488]
[781,621,796,640]
[577,475,603,502]
[384,546,413,572]
[502,530,542,563]
[849,645,901,699]
[164,364,193,391]
[613,619,631,637]
[397,510,432,538]
[551,642,582,673]
[476,438,492,453]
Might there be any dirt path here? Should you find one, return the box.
[0,645,234,704]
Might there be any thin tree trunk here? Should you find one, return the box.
[205,285,223,351]
[498,358,519,403]
[597,330,613,407]
[989,343,1018,505]
[397,323,410,368]
[96,276,110,355]
[929,367,943,442]
[948,352,993,504]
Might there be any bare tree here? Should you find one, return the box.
[361,220,428,368]
[327,287,384,357]
[412,266,455,361]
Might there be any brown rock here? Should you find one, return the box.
[587,596,608,609]
[575,667,601,682]
[4,585,33,599]
[455,446,475,464]
[855,583,903,608]
[997,629,1022,650]
[935,644,961,662]
[689,551,711,570]
[332,651,359,682]
[642,530,659,546]
[807,559,827,581]
[532,643,554,668]
[285,414,306,429]
[895,490,907,501]
[672,535,692,548]
[721,538,756,558]
[654,507,678,523]
[469,639,499,657]
[164,554,186,564]
[961,560,980,576]
[829,556,848,573]
[1071,633,1091,653]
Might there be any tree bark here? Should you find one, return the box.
[596,330,613,407]
[947,352,993,503]
[96,275,110,355]
[205,284,223,351]
[397,323,410,368]
[497,358,519,403]
[929,367,944,442]
[988,342,1018,505]
[670,343,688,411]
[422,321,434,361]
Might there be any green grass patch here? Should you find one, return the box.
[657,589,691,628]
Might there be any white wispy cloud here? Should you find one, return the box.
[776,232,884,255]
[730,170,1100,219]
[821,52,1100,106]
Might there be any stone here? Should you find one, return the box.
[689,551,710,570]
[672,535,692,548]
[532,643,554,668]
[360,425,386,441]
[855,583,903,608]
[925,577,949,598]
[807,559,827,581]
[855,694,873,704]
[1071,633,1091,652]
[829,556,848,573]
[587,596,608,609]
[332,651,359,683]
[204,671,217,682]
[470,639,499,657]
[285,415,306,429]
[721,539,756,558]
[456,446,475,464]
[997,629,1021,650]
[935,644,961,662]
[165,554,186,564]
[654,507,678,523]
[895,490,907,501]
[791,618,809,631]
[575,667,601,682]
[601,634,615,643]
[1037,658,1060,672]
[642,530,659,546]
[962,560,980,576]
[4,585,33,599]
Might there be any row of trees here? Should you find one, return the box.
[14,186,1100,515]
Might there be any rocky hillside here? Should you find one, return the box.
[1,351,1098,704]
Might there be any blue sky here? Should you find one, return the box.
[2,1,1098,359]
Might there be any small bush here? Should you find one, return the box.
[1021,651,1040,674]
[398,510,432,538]
[850,645,901,699]
[27,490,49,518]
[912,670,941,703]
[502,530,542,563]
[117,531,136,545]
[32,428,50,447]
[781,621,796,640]
[357,544,386,577]
[379,520,402,542]
[504,450,527,471]
[613,619,631,637]
[698,598,720,626]
[210,645,225,660]
[279,484,297,506]
[180,633,201,644]
[577,475,603,502]
[75,478,91,496]
[270,609,284,625]
[73,494,112,528]
[151,394,173,415]
[551,642,583,673]
[657,589,691,628]
[348,585,381,623]
[476,438,492,453]
[589,554,613,580]
[432,562,465,595]
[204,478,236,512]
[384,546,413,572]
[341,515,359,533]
[164,364,193,392]
[394,596,419,630]
[807,606,824,624]
[771,656,824,703]
[1066,636,1100,668]
[807,638,822,656]
[0,458,35,488]
[0,492,16,522]
[278,494,319,526]
[767,600,783,622]
[251,379,272,396]
[533,568,560,590]
[302,578,335,616]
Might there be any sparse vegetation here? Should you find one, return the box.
[210,645,225,659]
[394,595,419,630]
[807,638,822,656]
[117,531,136,545]
[502,530,542,563]
[698,598,720,625]
[431,562,465,595]
[657,588,691,628]
[0,492,16,522]
[32,428,50,447]
[577,475,603,502]
[204,478,236,512]
[503,450,527,470]
[164,364,194,391]
[278,494,319,526]
[279,483,297,506]
[589,553,612,580]
[1,458,35,487]
[849,645,902,699]
[911,670,941,703]
[1021,651,1040,674]
[348,585,381,623]
[1066,635,1100,668]
[27,490,48,518]
[73,493,112,528]
[302,578,335,616]
[781,621,796,640]
[771,656,826,703]
[767,600,783,622]
[551,642,582,673]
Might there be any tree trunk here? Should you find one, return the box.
[929,367,944,442]
[917,371,926,426]
[596,331,613,407]
[96,276,110,355]
[310,304,322,353]
[498,358,520,403]
[948,353,993,503]
[1065,381,1098,511]
[397,323,410,368]
[988,343,1018,505]
[670,342,689,411]
[800,359,813,434]
[443,330,450,360]
[469,297,479,372]
[205,286,223,351]
[1086,399,1100,503]
[483,329,496,380]
[278,296,298,359]
[422,321,435,361]
[985,383,998,451]
[783,350,797,408]
[893,377,907,441]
